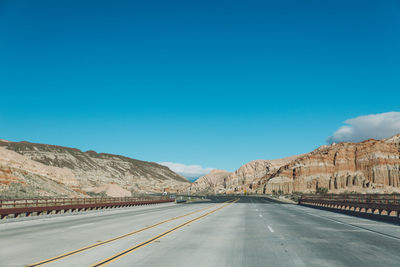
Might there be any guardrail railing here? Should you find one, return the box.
[299,193,400,217]
[0,196,174,219]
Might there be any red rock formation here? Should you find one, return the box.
[256,135,400,194]
[224,156,303,194]
[0,167,21,185]
[187,156,302,194]
[187,134,400,195]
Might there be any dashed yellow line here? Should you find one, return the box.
[26,199,235,267]
[90,198,239,267]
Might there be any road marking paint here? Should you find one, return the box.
[267,225,274,233]
[305,212,345,225]
[302,210,400,241]
[67,223,94,229]
[26,199,236,267]
[90,199,239,267]
[350,223,400,227]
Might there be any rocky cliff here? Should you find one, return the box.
[256,135,400,194]
[188,156,300,194]
[188,170,230,194]
[0,140,189,198]
[224,156,303,194]
[188,134,400,195]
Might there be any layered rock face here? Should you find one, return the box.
[0,147,82,198]
[188,134,400,195]
[189,170,230,194]
[0,140,189,198]
[257,136,400,194]
[188,156,301,194]
[224,156,302,194]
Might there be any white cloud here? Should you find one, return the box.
[327,112,400,143]
[158,162,215,178]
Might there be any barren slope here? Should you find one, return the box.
[0,140,189,197]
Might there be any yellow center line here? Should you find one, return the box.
[26,198,235,267]
[90,198,239,267]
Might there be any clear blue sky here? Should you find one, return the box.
[1,0,399,174]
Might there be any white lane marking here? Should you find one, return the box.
[305,212,345,225]
[350,223,400,227]
[267,225,274,233]
[298,209,400,241]
[68,223,94,229]
[259,214,263,217]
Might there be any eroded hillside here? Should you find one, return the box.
[0,140,189,198]
[188,134,400,195]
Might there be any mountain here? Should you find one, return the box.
[188,156,301,194]
[223,156,303,194]
[0,140,189,198]
[255,135,400,194]
[188,134,400,195]
[188,170,230,194]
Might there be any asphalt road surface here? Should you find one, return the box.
[1,196,400,267]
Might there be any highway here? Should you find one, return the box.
[1,196,400,267]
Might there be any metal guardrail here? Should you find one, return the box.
[0,197,174,219]
[299,194,400,216]
[300,193,400,205]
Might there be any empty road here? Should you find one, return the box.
[1,196,400,267]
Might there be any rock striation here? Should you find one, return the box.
[189,170,230,194]
[0,147,82,198]
[224,156,303,194]
[256,135,400,194]
[0,140,189,198]
[188,134,400,195]
[188,156,301,194]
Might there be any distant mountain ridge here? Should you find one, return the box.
[188,156,302,194]
[188,134,400,195]
[0,140,189,198]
